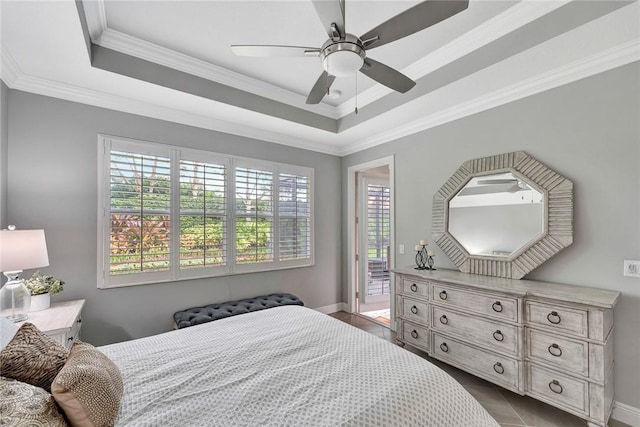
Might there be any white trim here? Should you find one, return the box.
[339,38,640,156]
[0,48,22,87]
[612,401,640,426]
[81,0,107,43]
[82,0,569,120]
[96,28,339,119]
[3,37,637,158]
[347,156,395,330]
[314,303,348,315]
[335,0,571,117]
[1,67,343,156]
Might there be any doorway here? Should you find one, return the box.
[347,156,395,329]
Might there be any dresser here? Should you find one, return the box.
[17,299,85,349]
[393,268,619,427]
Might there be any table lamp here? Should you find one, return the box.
[0,226,49,322]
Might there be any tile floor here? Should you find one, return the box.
[328,311,629,427]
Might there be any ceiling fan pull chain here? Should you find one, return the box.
[326,57,330,95]
[355,73,358,115]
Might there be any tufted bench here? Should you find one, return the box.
[173,293,304,329]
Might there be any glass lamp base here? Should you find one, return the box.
[5,312,28,322]
[0,272,31,323]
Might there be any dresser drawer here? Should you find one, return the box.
[526,301,588,338]
[400,321,429,351]
[526,329,588,377]
[400,297,428,325]
[432,306,519,356]
[432,332,521,391]
[402,278,428,298]
[66,313,82,348]
[526,363,588,415]
[431,282,519,322]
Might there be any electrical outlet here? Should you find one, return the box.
[623,260,640,278]
[399,244,405,254]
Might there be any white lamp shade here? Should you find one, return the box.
[0,229,50,272]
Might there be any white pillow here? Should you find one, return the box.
[0,315,19,349]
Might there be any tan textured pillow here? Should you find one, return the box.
[0,322,69,392]
[0,376,68,426]
[52,341,123,427]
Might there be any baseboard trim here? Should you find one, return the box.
[314,303,348,314]
[613,401,640,426]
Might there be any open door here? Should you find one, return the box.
[357,168,391,324]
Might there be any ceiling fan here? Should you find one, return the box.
[231,0,469,104]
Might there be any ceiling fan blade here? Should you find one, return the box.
[360,58,416,93]
[231,45,321,57]
[360,1,469,50]
[306,71,336,104]
[311,0,345,38]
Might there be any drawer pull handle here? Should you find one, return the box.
[440,342,449,353]
[411,306,418,315]
[410,283,418,292]
[67,336,74,342]
[548,380,563,394]
[439,290,448,300]
[439,315,448,325]
[547,311,562,324]
[548,343,563,357]
[493,330,504,342]
[77,318,82,324]
[492,301,503,313]
[493,362,504,374]
[411,330,419,339]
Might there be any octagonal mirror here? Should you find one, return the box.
[448,172,544,259]
[432,151,573,279]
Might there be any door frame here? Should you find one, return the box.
[347,155,395,330]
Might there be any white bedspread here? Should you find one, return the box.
[100,306,498,426]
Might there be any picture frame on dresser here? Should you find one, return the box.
[394,151,620,427]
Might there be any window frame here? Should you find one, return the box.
[97,135,314,289]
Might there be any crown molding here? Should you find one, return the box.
[81,0,107,42]
[334,0,571,118]
[2,50,342,156]
[0,48,22,86]
[96,28,339,119]
[339,39,640,156]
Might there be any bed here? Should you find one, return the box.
[98,305,499,426]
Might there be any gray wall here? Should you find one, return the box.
[6,91,342,346]
[342,63,640,409]
[0,81,8,229]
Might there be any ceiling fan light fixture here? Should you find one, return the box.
[320,35,366,77]
[322,50,364,77]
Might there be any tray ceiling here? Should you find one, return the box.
[1,0,638,155]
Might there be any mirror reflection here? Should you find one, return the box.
[448,172,544,258]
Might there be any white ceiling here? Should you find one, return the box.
[1,0,639,156]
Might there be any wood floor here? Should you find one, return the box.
[328,311,630,427]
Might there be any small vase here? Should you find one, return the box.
[29,293,51,311]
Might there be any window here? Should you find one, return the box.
[98,136,314,288]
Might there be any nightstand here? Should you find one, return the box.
[17,299,85,349]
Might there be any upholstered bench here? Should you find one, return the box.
[173,293,304,329]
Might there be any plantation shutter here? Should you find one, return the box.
[109,150,172,277]
[278,173,311,261]
[179,159,227,270]
[235,166,273,264]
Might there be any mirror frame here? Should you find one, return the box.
[432,151,573,279]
